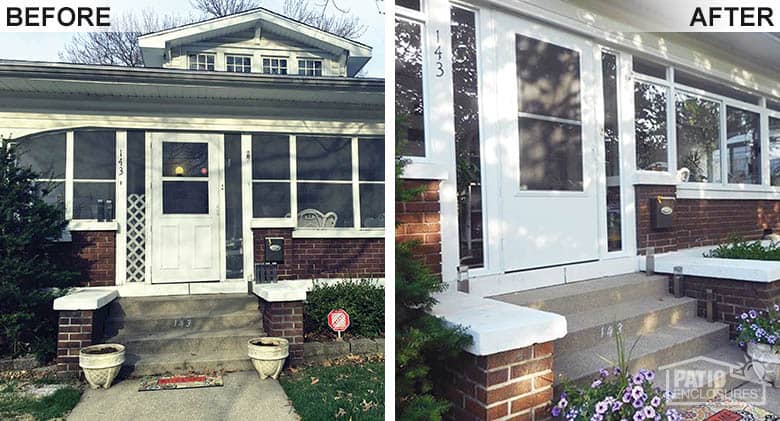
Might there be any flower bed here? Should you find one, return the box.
[706,237,780,261]
[553,367,680,421]
[736,305,780,349]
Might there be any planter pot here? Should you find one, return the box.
[79,344,125,389]
[248,337,289,380]
[746,342,780,386]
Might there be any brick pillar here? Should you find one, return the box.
[56,310,92,376]
[445,342,555,421]
[260,299,304,365]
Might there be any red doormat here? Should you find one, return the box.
[138,374,223,391]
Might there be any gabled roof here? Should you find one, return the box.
[138,7,372,77]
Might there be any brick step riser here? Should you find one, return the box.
[115,334,265,355]
[525,279,669,315]
[121,354,254,377]
[555,301,698,355]
[556,325,729,387]
[109,299,258,319]
[104,313,262,337]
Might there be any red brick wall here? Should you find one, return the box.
[396,180,442,275]
[56,307,108,376]
[444,342,555,421]
[260,299,304,365]
[62,231,116,287]
[252,229,383,280]
[677,276,780,337]
[636,185,780,254]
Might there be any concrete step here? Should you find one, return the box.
[556,296,698,355]
[109,327,266,356]
[122,350,254,377]
[108,294,258,319]
[554,318,730,386]
[492,273,669,315]
[104,311,262,338]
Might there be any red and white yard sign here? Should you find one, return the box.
[327,309,350,340]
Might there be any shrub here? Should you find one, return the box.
[0,141,79,361]
[736,305,780,350]
[304,279,384,338]
[706,236,780,261]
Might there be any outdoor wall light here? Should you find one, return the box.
[175,166,185,176]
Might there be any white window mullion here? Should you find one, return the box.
[667,80,677,175]
[351,137,360,229]
[115,130,127,285]
[289,135,297,226]
[760,98,770,186]
[64,131,74,221]
[720,101,729,185]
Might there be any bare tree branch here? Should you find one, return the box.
[190,0,260,18]
[283,0,367,39]
[59,11,190,67]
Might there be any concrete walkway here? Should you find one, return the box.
[67,371,300,421]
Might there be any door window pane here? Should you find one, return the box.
[358,138,384,181]
[297,183,353,228]
[15,132,66,179]
[675,93,721,183]
[296,137,351,180]
[395,19,425,156]
[518,119,582,191]
[74,182,116,219]
[770,117,780,186]
[74,130,116,180]
[162,181,208,214]
[252,182,290,218]
[635,81,668,171]
[452,6,484,267]
[225,134,243,278]
[252,134,289,180]
[602,52,622,252]
[727,106,761,184]
[359,184,384,228]
[516,34,580,120]
[163,142,208,177]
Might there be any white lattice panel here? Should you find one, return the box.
[126,194,146,282]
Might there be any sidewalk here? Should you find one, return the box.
[67,371,299,421]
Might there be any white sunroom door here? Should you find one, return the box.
[495,15,600,275]
[150,133,222,283]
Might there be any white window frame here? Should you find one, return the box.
[261,56,289,75]
[188,53,215,71]
[297,59,323,77]
[248,134,384,238]
[225,54,252,73]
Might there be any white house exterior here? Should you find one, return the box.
[395,0,780,419]
[0,8,384,375]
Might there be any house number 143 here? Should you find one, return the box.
[434,30,444,77]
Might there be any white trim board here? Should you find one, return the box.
[639,246,780,283]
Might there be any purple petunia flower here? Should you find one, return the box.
[600,368,610,378]
[741,312,749,320]
[552,406,561,417]
[633,411,646,421]
[592,379,603,388]
[558,397,568,409]
[650,396,661,407]
[591,415,604,421]
[612,401,623,412]
[633,373,645,385]
[666,408,682,421]
[631,385,644,400]
[774,304,779,312]
[596,401,610,414]
[632,400,644,409]
[643,406,656,418]
[614,367,622,376]
[644,371,655,381]
[749,310,758,319]
[623,392,632,403]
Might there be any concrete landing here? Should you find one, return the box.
[66,371,300,421]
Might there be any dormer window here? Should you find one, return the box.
[226,55,251,73]
[188,53,215,71]
[298,59,322,76]
[262,58,288,75]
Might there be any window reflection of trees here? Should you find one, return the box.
[395,19,425,156]
[635,82,668,171]
[675,93,720,183]
[602,52,622,252]
[726,107,761,184]
[451,6,483,268]
[770,117,780,186]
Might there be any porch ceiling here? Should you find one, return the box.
[0,60,384,107]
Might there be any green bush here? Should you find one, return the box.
[0,141,79,362]
[304,279,384,338]
[706,236,780,261]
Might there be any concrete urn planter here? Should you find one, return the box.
[79,344,125,389]
[248,337,289,379]
[746,342,780,386]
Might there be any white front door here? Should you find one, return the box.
[150,133,222,283]
[495,15,600,276]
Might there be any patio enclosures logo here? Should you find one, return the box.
[1,1,111,32]
[605,0,777,32]
[659,357,768,407]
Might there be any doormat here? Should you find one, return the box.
[138,374,223,391]
[680,393,779,420]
